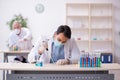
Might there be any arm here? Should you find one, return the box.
[69,38,80,64]
[8,33,16,48]
[56,38,80,65]
[23,28,32,40]
[28,37,48,63]
[28,38,41,63]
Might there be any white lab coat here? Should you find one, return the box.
[8,28,32,50]
[28,36,80,64]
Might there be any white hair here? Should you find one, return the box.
[12,21,22,27]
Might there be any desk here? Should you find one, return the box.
[3,51,29,62]
[0,63,120,80]
[2,51,29,80]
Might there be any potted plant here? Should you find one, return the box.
[7,14,28,30]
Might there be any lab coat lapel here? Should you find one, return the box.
[64,39,70,59]
[47,38,52,58]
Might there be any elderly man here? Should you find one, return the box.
[8,21,32,63]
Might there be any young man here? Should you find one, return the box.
[28,25,80,65]
[8,21,33,63]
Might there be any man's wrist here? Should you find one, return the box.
[66,59,70,64]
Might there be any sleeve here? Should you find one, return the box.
[69,38,80,64]
[28,36,49,63]
[8,33,16,48]
[28,38,41,63]
[23,28,32,40]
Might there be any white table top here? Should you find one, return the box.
[0,63,120,71]
[3,50,30,54]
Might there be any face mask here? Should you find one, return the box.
[14,29,20,35]
[54,39,63,47]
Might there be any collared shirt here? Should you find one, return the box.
[50,40,65,63]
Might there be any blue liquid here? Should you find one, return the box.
[35,62,43,67]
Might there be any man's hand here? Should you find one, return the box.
[38,46,46,55]
[56,59,70,65]
[18,39,24,42]
[38,41,48,55]
[18,38,28,42]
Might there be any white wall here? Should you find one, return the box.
[0,0,120,61]
[0,0,120,80]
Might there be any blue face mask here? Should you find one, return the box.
[54,39,63,47]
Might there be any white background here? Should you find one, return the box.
[0,0,120,79]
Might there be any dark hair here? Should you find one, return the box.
[56,25,71,39]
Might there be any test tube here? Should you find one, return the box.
[96,53,99,67]
[88,53,90,67]
[80,53,83,67]
[94,53,96,67]
[92,53,94,67]
[81,51,85,67]
[98,52,101,67]
[86,53,89,67]
[84,53,86,67]
[89,53,92,67]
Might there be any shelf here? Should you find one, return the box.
[66,3,114,56]
[71,28,89,30]
[91,40,112,42]
[91,28,112,30]
[92,51,112,53]
[67,4,89,16]
[91,16,112,18]
[91,3,112,6]
[75,40,89,42]
[91,3,112,17]
[67,15,89,18]
[67,3,89,6]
